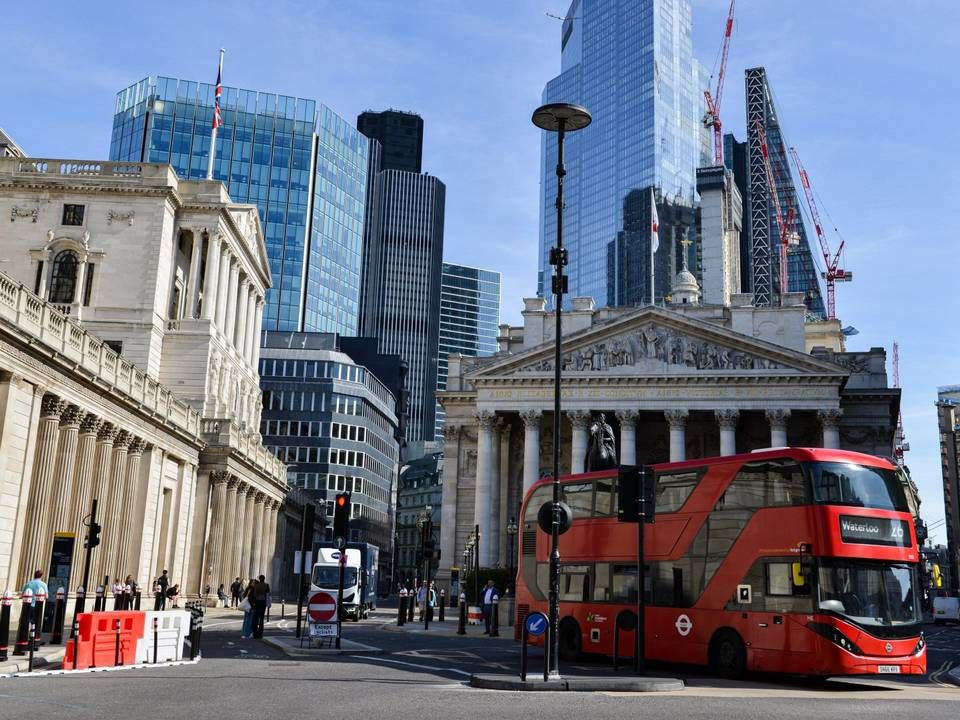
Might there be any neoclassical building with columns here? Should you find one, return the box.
[436,294,900,585]
[0,157,286,600]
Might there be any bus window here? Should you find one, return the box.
[594,478,616,516]
[594,563,612,601]
[655,470,701,513]
[562,483,593,519]
[717,461,806,510]
[807,462,908,512]
[560,565,591,602]
[611,564,638,603]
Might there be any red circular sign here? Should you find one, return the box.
[308,591,337,622]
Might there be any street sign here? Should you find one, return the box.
[294,550,313,574]
[525,612,547,637]
[308,591,337,622]
[309,623,337,638]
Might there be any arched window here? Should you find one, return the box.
[49,250,79,303]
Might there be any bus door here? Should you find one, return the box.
[738,559,813,670]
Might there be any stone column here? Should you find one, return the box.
[224,261,240,342]
[73,259,87,307]
[207,471,230,589]
[201,234,222,321]
[249,492,266,579]
[818,409,843,449]
[69,413,102,584]
[239,487,256,579]
[235,281,249,354]
[244,289,257,365]
[615,410,638,466]
[251,300,264,367]
[439,422,460,581]
[49,404,83,534]
[220,477,239,584]
[214,246,231,330]
[87,423,117,584]
[474,411,495,568]
[664,409,689,462]
[766,409,791,448]
[260,500,278,580]
[184,230,203,318]
[715,409,740,457]
[521,410,541,493]
[19,394,66,586]
[489,419,503,567]
[229,481,248,583]
[568,411,591,474]
[102,430,131,580]
[116,438,146,579]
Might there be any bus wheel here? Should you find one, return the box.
[559,618,582,661]
[709,629,746,679]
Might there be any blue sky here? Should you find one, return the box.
[4,1,956,543]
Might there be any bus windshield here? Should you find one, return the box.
[312,566,358,588]
[806,461,909,512]
[817,560,919,636]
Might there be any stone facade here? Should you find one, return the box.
[0,157,285,599]
[435,295,902,589]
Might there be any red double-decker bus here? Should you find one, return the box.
[515,448,925,678]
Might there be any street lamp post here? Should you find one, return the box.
[506,517,518,590]
[531,102,592,679]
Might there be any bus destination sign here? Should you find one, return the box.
[839,515,911,547]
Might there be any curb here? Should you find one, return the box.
[945,666,960,687]
[1,655,199,679]
[262,635,384,657]
[469,673,684,692]
[0,648,66,676]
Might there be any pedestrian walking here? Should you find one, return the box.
[427,581,437,622]
[251,575,270,639]
[217,584,227,605]
[481,580,499,635]
[240,579,256,638]
[417,582,427,621]
[157,570,169,610]
[230,577,242,608]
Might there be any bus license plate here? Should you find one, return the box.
[877,665,901,674]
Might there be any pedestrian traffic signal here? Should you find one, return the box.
[333,492,351,542]
[85,522,102,549]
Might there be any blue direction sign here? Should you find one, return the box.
[525,612,547,637]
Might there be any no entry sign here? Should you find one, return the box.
[308,591,337,622]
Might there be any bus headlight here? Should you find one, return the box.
[807,622,863,655]
[914,634,924,654]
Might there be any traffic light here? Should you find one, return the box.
[333,492,351,543]
[85,522,102,549]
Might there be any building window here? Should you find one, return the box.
[49,250,79,303]
[62,204,85,226]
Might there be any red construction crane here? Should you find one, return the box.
[892,341,908,465]
[788,146,853,320]
[754,117,797,304]
[703,0,736,166]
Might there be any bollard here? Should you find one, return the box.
[27,615,36,672]
[491,596,500,637]
[70,617,79,669]
[397,589,406,626]
[438,590,445,623]
[134,583,142,610]
[407,588,415,622]
[114,617,122,666]
[94,585,104,612]
[13,589,33,655]
[152,616,159,664]
[0,591,13,661]
[123,584,132,611]
[281,598,285,620]
[71,586,85,639]
[457,592,467,636]
[51,588,66,644]
[196,604,204,657]
[154,583,162,611]
[33,587,47,649]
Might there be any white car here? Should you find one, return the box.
[932,596,960,625]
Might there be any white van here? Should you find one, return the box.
[933,596,960,625]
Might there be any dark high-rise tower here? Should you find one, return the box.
[358,110,424,173]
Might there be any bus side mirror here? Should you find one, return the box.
[791,562,806,587]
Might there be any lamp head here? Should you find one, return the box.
[532,103,592,132]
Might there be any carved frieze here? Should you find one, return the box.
[107,209,136,226]
[10,205,39,223]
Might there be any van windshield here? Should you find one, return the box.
[312,566,358,588]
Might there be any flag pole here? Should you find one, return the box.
[206,48,224,181]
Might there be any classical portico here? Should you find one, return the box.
[435,297,897,589]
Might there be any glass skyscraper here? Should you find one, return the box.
[435,263,501,441]
[110,76,370,334]
[538,0,711,308]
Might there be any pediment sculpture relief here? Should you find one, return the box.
[518,322,783,373]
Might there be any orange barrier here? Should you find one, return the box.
[63,611,146,670]
[467,606,484,625]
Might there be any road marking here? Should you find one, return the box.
[349,655,473,677]
[929,660,954,686]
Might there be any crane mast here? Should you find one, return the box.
[788,146,853,319]
[893,342,908,465]
[703,0,735,166]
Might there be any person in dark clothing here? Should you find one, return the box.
[157,570,169,610]
[251,574,270,639]
[165,584,180,609]
[230,577,243,608]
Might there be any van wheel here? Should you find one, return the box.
[559,618,582,661]
[709,629,746,679]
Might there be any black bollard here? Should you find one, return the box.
[154,583,162,611]
[51,588,66,645]
[70,618,79,669]
[134,584,141,610]
[491,596,500,637]
[457,593,467,635]
[152,616,159,664]
[0,591,12,661]
[397,590,406,626]
[32,589,47,649]
[408,588,415,622]
[13,590,33,655]
[71,586,85,640]
[438,590,445,623]
[196,604,204,657]
[27,615,36,672]
[114,617,122,666]
[94,586,104,612]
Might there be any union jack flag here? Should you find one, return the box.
[212,64,223,130]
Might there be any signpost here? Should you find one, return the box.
[617,465,656,674]
[307,591,338,642]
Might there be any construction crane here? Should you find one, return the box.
[788,146,853,320]
[703,0,736,166]
[892,341,909,466]
[753,117,798,304]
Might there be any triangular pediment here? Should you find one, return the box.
[469,307,847,380]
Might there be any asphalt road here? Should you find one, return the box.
[0,609,956,719]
